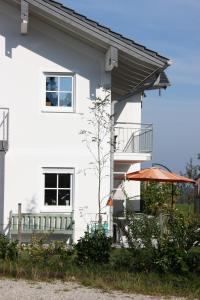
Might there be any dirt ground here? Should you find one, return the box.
[0,279,187,300]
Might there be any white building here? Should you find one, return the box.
[0,0,170,243]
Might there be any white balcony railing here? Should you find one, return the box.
[114,122,153,154]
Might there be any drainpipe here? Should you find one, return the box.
[109,99,117,237]
[0,151,5,233]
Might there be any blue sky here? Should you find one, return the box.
[61,0,200,172]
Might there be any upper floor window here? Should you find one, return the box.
[45,74,74,111]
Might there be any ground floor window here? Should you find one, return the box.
[43,169,73,206]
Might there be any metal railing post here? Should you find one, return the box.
[0,108,9,151]
[18,203,22,245]
[2,111,5,142]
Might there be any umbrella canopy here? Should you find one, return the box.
[126,168,195,184]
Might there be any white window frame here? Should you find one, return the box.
[42,73,75,113]
[41,168,74,213]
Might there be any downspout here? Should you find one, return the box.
[109,99,115,237]
[0,151,5,233]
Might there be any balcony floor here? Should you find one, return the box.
[114,152,152,163]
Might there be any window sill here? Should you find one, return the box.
[41,108,75,113]
[41,206,73,213]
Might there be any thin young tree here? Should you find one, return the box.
[80,91,112,225]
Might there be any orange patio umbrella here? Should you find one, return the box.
[126,168,195,184]
[125,167,195,207]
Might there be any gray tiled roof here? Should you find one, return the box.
[42,0,169,63]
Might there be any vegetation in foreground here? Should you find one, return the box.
[0,261,199,299]
[0,211,199,299]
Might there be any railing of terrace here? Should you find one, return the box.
[114,122,153,153]
[10,213,74,235]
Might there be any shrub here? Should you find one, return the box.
[47,241,75,270]
[116,213,160,250]
[163,211,188,249]
[131,249,155,273]
[110,248,133,270]
[184,215,200,250]
[6,241,18,261]
[116,211,200,274]
[75,230,112,265]
[110,248,155,273]
[0,234,18,261]
[187,247,200,273]
[20,238,74,271]
[155,239,188,274]
[141,182,178,215]
[0,235,9,259]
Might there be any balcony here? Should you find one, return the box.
[0,108,9,152]
[114,122,153,162]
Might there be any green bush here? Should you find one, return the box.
[184,215,200,250]
[187,247,200,273]
[47,241,75,270]
[75,230,112,265]
[110,248,155,273]
[116,213,160,250]
[141,182,179,215]
[6,240,18,261]
[0,235,9,259]
[154,211,200,273]
[155,240,188,274]
[20,239,74,271]
[116,211,200,274]
[0,234,18,261]
[110,248,133,270]
[131,249,155,273]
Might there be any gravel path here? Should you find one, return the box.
[0,279,185,300]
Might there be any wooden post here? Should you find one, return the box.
[18,203,22,245]
[8,210,12,241]
[171,183,175,209]
[159,212,163,239]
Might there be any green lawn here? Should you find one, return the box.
[176,203,194,215]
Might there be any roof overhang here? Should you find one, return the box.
[12,0,171,99]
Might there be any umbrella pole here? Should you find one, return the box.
[171,183,174,208]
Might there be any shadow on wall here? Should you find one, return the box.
[0,1,106,100]
[114,95,141,123]
[26,195,39,213]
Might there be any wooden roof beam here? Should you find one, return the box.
[21,0,29,34]
[105,46,118,71]
[113,73,142,86]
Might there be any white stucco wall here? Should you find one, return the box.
[0,1,111,241]
[114,94,142,124]
[113,94,142,210]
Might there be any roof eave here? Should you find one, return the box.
[19,0,170,68]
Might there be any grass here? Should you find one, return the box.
[0,261,199,299]
[176,203,194,215]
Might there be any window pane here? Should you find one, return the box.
[45,174,57,188]
[60,77,72,91]
[46,77,58,91]
[46,92,58,106]
[59,92,72,107]
[58,190,70,206]
[59,174,70,188]
[45,189,57,206]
